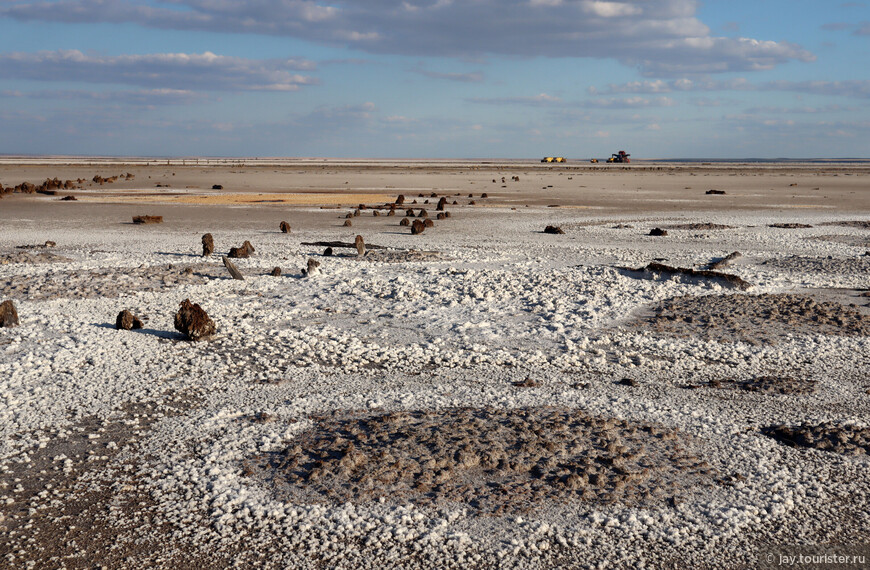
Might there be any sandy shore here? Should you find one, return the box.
[1,161,869,568]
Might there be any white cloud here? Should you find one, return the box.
[583,96,675,108]
[0,0,814,75]
[594,78,870,99]
[468,93,563,106]
[0,50,317,92]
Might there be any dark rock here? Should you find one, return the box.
[649,228,668,236]
[406,209,416,217]
[514,377,538,387]
[430,192,438,198]
[400,218,410,226]
[705,189,726,195]
[115,309,143,330]
[469,200,476,205]
[452,200,458,205]
[481,193,488,198]
[324,247,333,256]
[544,225,564,235]
[0,300,20,328]
[228,240,255,258]
[344,220,353,227]
[173,299,215,341]
[270,267,282,277]
[202,233,214,257]
[60,195,77,201]
[280,221,291,233]
[411,219,426,235]
[212,184,223,190]
[618,378,638,387]
[132,215,163,224]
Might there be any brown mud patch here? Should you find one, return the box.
[763,422,870,456]
[634,293,870,344]
[257,406,714,515]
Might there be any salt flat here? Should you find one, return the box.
[1,160,869,568]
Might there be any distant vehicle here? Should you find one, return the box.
[606,151,630,163]
[590,159,599,164]
[541,157,567,163]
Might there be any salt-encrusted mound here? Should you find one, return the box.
[763,422,870,456]
[261,407,714,514]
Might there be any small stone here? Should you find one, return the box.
[212,184,223,190]
[481,193,488,198]
[649,228,668,236]
[705,189,726,195]
[618,378,639,387]
[115,310,143,330]
[544,226,564,235]
[270,267,282,277]
[324,247,333,256]
[304,258,321,277]
[173,299,215,341]
[132,215,162,224]
[0,300,20,328]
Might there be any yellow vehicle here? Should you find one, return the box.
[541,157,567,163]
[590,158,599,164]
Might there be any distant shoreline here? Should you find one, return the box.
[1,155,870,168]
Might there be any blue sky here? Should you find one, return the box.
[0,0,868,158]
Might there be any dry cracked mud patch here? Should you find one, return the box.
[635,293,870,345]
[256,407,715,515]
